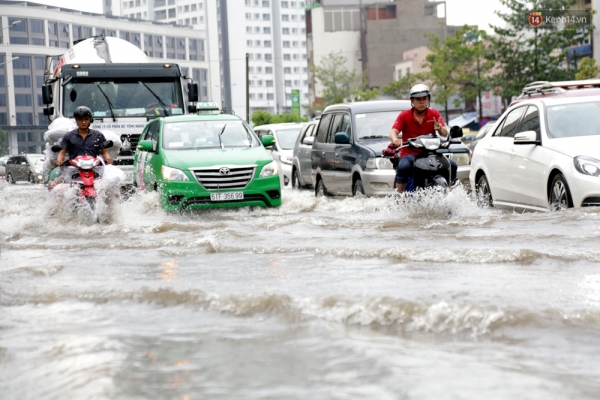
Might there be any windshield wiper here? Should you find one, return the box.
[361,135,385,139]
[94,83,116,122]
[217,123,226,149]
[140,82,169,116]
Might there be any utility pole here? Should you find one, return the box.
[246,53,250,123]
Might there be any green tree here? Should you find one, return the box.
[381,72,428,99]
[352,87,380,102]
[489,0,590,99]
[251,110,307,126]
[575,57,599,80]
[0,127,8,156]
[309,52,362,107]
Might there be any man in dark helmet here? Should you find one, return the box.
[48,106,114,191]
[55,106,113,167]
[388,84,457,193]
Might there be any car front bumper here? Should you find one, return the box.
[566,172,600,208]
[157,175,282,211]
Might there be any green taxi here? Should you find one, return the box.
[133,103,281,211]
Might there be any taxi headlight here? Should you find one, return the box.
[279,155,293,165]
[366,157,394,170]
[574,156,600,177]
[161,165,189,181]
[259,161,279,177]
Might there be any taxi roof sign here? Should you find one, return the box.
[197,102,220,112]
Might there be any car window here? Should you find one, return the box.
[497,107,527,137]
[356,111,399,140]
[328,114,345,143]
[275,128,302,150]
[546,101,600,138]
[140,124,151,140]
[316,114,333,143]
[162,119,258,150]
[340,114,352,140]
[518,106,540,137]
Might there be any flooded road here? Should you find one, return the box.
[1,181,600,399]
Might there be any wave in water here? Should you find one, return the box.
[2,287,599,336]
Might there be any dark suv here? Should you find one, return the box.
[311,100,412,196]
[311,100,472,196]
[5,154,45,184]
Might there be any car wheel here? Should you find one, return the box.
[476,174,492,207]
[549,173,572,211]
[6,173,15,184]
[352,178,365,196]
[315,178,328,197]
[28,172,35,184]
[291,168,301,189]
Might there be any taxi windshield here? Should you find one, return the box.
[162,120,260,150]
[63,78,184,119]
[546,101,600,138]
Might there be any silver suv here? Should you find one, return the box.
[5,154,45,184]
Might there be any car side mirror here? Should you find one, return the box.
[102,140,114,149]
[334,132,350,144]
[449,125,463,138]
[302,136,314,146]
[187,104,197,113]
[513,130,539,145]
[137,139,155,152]
[51,145,62,152]
[261,134,276,147]
[188,83,199,102]
[43,106,54,116]
[42,84,53,104]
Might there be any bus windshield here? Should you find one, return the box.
[63,78,184,119]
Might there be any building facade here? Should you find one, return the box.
[105,0,310,119]
[0,0,211,156]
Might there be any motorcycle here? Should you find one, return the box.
[50,141,113,210]
[400,126,463,192]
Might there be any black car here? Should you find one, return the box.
[311,100,471,196]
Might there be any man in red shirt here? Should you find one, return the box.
[389,84,457,193]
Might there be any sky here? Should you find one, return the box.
[37,0,508,33]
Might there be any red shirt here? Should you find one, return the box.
[392,108,445,157]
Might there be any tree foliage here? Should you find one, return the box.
[489,0,590,98]
[575,57,599,80]
[0,128,7,156]
[422,26,494,121]
[309,52,364,107]
[251,110,307,127]
[381,72,428,99]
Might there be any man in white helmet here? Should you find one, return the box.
[389,84,457,193]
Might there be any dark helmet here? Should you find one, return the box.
[73,106,93,122]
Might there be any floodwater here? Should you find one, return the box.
[1,181,600,399]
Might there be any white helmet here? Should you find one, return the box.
[409,84,430,99]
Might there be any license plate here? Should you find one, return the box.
[210,192,244,201]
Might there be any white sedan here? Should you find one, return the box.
[470,94,600,211]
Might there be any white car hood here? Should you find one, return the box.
[544,135,600,159]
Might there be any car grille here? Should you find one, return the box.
[582,197,600,207]
[118,134,140,156]
[190,165,256,190]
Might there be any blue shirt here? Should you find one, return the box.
[60,129,107,158]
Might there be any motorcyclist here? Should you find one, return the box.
[48,106,113,190]
[389,84,457,193]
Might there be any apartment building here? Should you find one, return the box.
[0,0,210,155]
[105,0,310,118]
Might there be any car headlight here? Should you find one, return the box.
[161,165,189,181]
[366,157,394,170]
[279,155,293,165]
[445,153,471,166]
[574,156,600,177]
[259,161,279,177]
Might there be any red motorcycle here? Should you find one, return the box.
[51,141,113,209]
